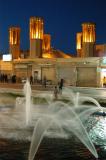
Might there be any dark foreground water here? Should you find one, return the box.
[0,136,105,160]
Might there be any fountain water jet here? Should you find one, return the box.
[23,79,32,126]
[28,116,52,160]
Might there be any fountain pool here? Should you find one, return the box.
[0,82,106,160]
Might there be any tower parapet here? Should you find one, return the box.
[82,22,96,57]
[82,22,95,43]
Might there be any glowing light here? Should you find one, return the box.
[42,53,52,58]
[9,27,20,45]
[102,68,106,72]
[42,34,51,52]
[30,17,44,40]
[76,32,82,49]
[82,23,95,43]
[102,58,106,64]
[3,54,12,61]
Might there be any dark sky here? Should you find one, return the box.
[0,0,106,55]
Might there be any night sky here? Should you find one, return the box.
[0,0,106,55]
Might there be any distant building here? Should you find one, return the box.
[1,18,106,87]
[0,57,103,88]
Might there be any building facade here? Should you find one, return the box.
[1,18,106,87]
[1,57,105,87]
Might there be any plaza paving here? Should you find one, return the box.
[0,83,106,103]
[70,86,106,102]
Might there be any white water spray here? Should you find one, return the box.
[23,79,32,126]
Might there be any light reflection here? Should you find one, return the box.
[89,117,106,145]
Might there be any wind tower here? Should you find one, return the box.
[76,32,82,57]
[82,22,96,57]
[29,17,44,58]
[9,27,20,59]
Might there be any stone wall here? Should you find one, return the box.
[76,67,97,87]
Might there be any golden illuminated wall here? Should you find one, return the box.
[9,27,20,45]
[76,32,82,57]
[82,22,95,43]
[30,17,44,40]
[95,44,106,57]
[29,17,44,58]
[9,27,20,59]
[42,34,51,52]
[81,22,96,57]
[76,32,82,50]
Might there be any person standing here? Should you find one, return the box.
[43,76,47,88]
[103,76,106,87]
[59,79,64,94]
[30,75,33,84]
[54,86,58,100]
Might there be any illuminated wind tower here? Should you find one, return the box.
[9,27,20,59]
[29,17,44,58]
[82,22,96,57]
[76,32,82,57]
[42,34,51,52]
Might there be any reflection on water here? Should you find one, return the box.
[89,117,106,145]
[0,115,105,160]
[0,136,105,160]
[0,138,29,160]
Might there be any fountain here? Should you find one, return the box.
[28,86,105,160]
[0,82,106,159]
[28,102,99,160]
